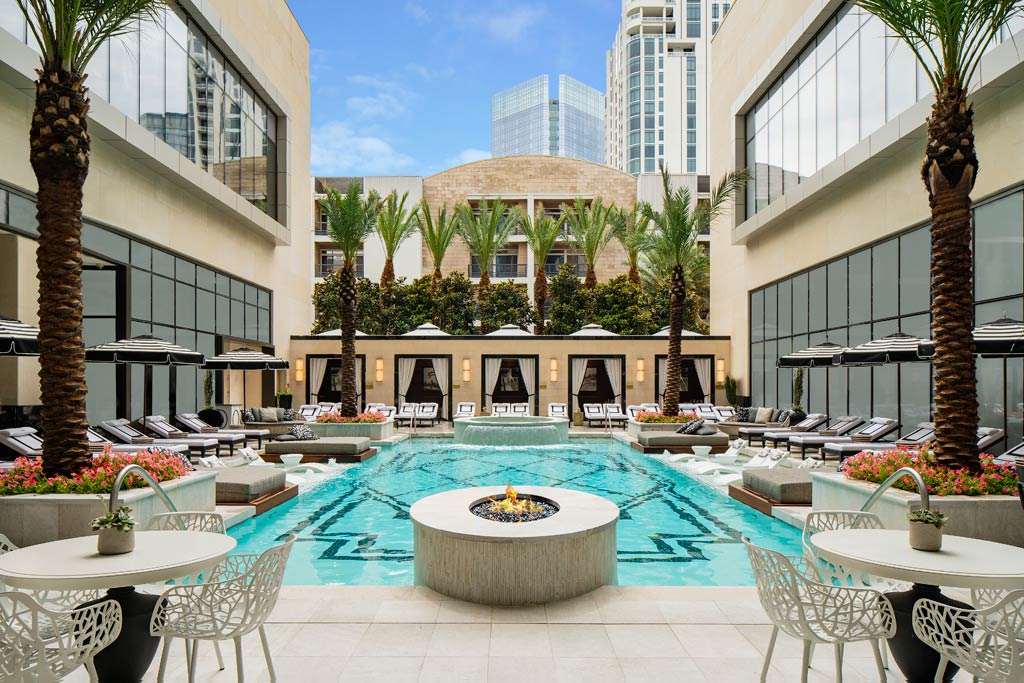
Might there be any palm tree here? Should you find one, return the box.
[643,165,746,416]
[321,182,382,417]
[856,0,1020,469]
[520,204,566,334]
[456,199,520,301]
[613,204,649,286]
[562,196,616,289]
[16,0,164,476]
[375,191,419,290]
[415,199,458,289]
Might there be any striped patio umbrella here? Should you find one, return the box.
[203,347,289,410]
[0,316,40,356]
[777,341,849,368]
[835,332,935,366]
[971,318,1024,357]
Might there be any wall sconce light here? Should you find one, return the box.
[462,358,472,383]
[549,358,558,383]
[716,358,726,386]
[635,358,645,383]
[375,358,385,383]
[294,359,305,383]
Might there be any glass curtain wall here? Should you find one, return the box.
[627,34,665,174]
[749,189,1024,448]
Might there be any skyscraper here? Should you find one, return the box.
[492,75,605,164]
[605,1,730,175]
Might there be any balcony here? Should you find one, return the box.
[468,262,528,279]
[544,261,586,277]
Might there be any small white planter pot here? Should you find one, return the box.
[691,445,713,458]
[908,521,943,552]
[97,527,135,555]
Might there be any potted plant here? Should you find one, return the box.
[91,506,136,555]
[725,376,738,408]
[907,508,948,552]
[276,387,293,409]
[789,368,807,424]
[198,372,224,427]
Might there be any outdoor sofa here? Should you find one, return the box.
[263,435,376,463]
[239,407,308,435]
[715,407,789,437]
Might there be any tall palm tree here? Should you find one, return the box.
[456,199,520,302]
[856,0,1021,469]
[562,196,616,289]
[321,182,382,417]
[613,204,649,286]
[375,191,419,290]
[643,165,746,416]
[16,0,164,476]
[415,199,458,289]
[520,204,566,334]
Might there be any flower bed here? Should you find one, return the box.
[316,410,386,424]
[844,444,1018,497]
[0,448,191,496]
[634,411,698,424]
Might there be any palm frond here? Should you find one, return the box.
[455,199,520,273]
[561,196,616,271]
[612,204,649,271]
[376,191,420,260]
[321,181,382,268]
[521,204,566,268]
[416,199,458,271]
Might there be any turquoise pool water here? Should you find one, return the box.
[229,439,803,585]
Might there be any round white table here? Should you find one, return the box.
[0,530,236,683]
[812,528,1024,683]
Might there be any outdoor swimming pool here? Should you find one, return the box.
[229,439,803,585]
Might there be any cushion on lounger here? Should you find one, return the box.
[742,469,813,504]
[638,431,730,447]
[289,424,319,440]
[264,436,371,456]
[214,467,286,503]
[754,407,774,424]
[696,424,719,436]
[734,407,749,421]
[259,408,279,422]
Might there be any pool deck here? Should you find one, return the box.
[70,583,963,682]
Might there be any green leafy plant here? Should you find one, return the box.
[907,508,949,529]
[612,204,649,286]
[792,368,804,411]
[275,391,292,407]
[456,199,521,300]
[0,450,190,496]
[636,411,698,424]
[91,506,135,533]
[478,281,536,334]
[546,263,589,335]
[416,200,459,291]
[590,276,662,335]
[562,196,616,289]
[375,191,419,290]
[520,203,566,334]
[844,444,1019,497]
[725,376,738,407]
[203,371,214,410]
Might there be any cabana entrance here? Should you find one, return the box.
[656,354,713,405]
[569,355,625,412]
[306,354,366,409]
[396,355,452,420]
[481,355,539,414]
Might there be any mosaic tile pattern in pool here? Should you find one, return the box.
[228,439,803,585]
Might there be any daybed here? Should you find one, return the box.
[263,436,376,463]
[209,466,296,514]
[729,468,814,515]
[632,430,730,454]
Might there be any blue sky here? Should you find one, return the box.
[289,0,620,177]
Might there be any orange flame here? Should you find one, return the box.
[486,484,544,516]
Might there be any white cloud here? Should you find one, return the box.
[346,92,406,119]
[405,63,455,81]
[474,5,546,42]
[445,148,491,167]
[405,1,428,22]
[311,121,416,175]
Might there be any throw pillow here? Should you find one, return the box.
[259,407,279,422]
[272,434,297,442]
[289,424,319,441]
[283,408,297,420]
[159,448,193,471]
[276,408,287,421]
[770,408,784,422]
[682,419,705,434]
[241,408,254,423]
[754,407,774,423]
[696,424,718,436]
[735,406,749,422]
[778,410,792,427]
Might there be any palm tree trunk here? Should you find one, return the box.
[627,264,641,287]
[339,264,358,417]
[477,271,490,302]
[584,267,597,289]
[924,83,980,470]
[32,67,92,477]
[380,259,395,291]
[663,265,687,416]
[534,269,548,335]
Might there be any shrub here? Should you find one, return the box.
[546,263,588,335]
[635,411,698,424]
[844,444,1018,497]
[316,410,386,424]
[478,281,536,333]
[0,449,191,496]
[590,276,661,335]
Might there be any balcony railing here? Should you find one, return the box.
[316,264,364,278]
[544,262,586,277]
[468,263,528,279]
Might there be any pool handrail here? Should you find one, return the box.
[859,466,930,512]
[108,464,178,514]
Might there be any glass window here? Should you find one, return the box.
[848,250,871,323]
[8,193,37,235]
[751,342,764,407]
[152,249,175,278]
[872,239,898,320]
[886,35,916,120]
[140,17,165,141]
[0,1,26,39]
[777,279,792,338]
[82,224,129,263]
[768,112,783,202]
[231,279,244,301]
[231,299,244,338]
[792,273,809,334]
[764,286,778,340]
[245,303,258,340]
[827,259,848,328]
[836,38,859,154]
[258,308,270,343]
[216,273,231,296]
[975,192,1023,301]
[131,269,151,320]
[809,267,826,331]
[152,275,175,325]
[859,14,885,137]
[216,295,230,335]
[197,266,216,292]
[90,40,110,102]
[175,282,195,328]
[751,290,764,342]
[900,228,930,315]
[131,242,152,270]
[764,340,777,406]
[175,258,196,284]
[196,289,215,333]
[816,56,837,170]
[83,269,118,317]
[782,96,799,191]
[109,30,140,121]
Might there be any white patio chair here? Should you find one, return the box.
[151,536,295,683]
[510,403,530,416]
[416,402,439,426]
[801,510,907,592]
[713,405,736,420]
[695,404,718,421]
[0,534,104,612]
[378,406,396,419]
[491,403,510,416]
[913,590,1024,683]
[547,403,567,418]
[364,403,385,412]
[453,402,475,418]
[744,539,894,683]
[603,404,627,426]
[0,591,122,683]
[297,404,320,421]
[395,403,418,426]
[641,403,660,413]
[582,404,605,426]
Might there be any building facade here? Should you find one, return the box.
[491,76,605,164]
[709,0,1024,448]
[605,0,730,176]
[0,0,311,424]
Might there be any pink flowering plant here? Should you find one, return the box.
[635,411,698,424]
[315,410,386,424]
[0,447,190,496]
[843,443,1018,497]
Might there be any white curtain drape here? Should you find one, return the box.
[656,356,667,402]
[309,358,328,403]
[397,358,416,404]
[571,357,589,412]
[485,357,503,408]
[694,357,712,402]
[518,357,536,410]
[431,357,449,418]
[604,357,623,403]
[355,357,364,408]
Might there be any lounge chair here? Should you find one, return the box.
[713,406,736,421]
[318,402,336,413]
[994,440,1024,466]
[175,412,270,448]
[365,403,385,412]
[789,417,899,458]
[821,422,935,461]
[491,403,510,416]
[511,403,530,416]
[685,447,788,479]
[144,415,243,457]
[694,404,718,421]
[834,426,1005,464]
[641,403,660,413]
[679,403,698,414]
[764,415,865,450]
[0,427,187,459]
[626,405,644,420]
[603,404,627,426]
[454,402,476,419]
[416,402,439,426]
[98,419,219,458]
[547,403,567,418]
[297,404,321,421]
[583,404,605,427]
[739,413,828,446]
[395,403,418,426]
[378,406,396,419]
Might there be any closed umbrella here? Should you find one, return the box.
[835,332,934,366]
[203,347,289,410]
[0,316,40,356]
[777,341,850,418]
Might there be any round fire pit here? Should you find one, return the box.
[411,486,619,606]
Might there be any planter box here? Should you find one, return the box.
[811,471,1024,547]
[308,420,395,440]
[627,420,688,437]
[0,471,217,547]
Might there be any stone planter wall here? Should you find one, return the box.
[626,421,689,437]
[811,471,1024,547]
[0,471,217,547]
[308,420,394,440]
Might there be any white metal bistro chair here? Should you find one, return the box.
[151,536,295,683]
[801,511,907,592]
[913,590,1024,683]
[0,591,122,683]
[744,539,894,683]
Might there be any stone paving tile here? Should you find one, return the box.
[554,657,625,682]
[618,657,707,682]
[373,599,441,623]
[605,624,687,659]
[548,624,615,658]
[426,623,491,657]
[340,656,423,682]
[355,623,435,657]
[672,623,763,659]
[488,623,553,657]
[417,656,489,682]
[436,600,492,623]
